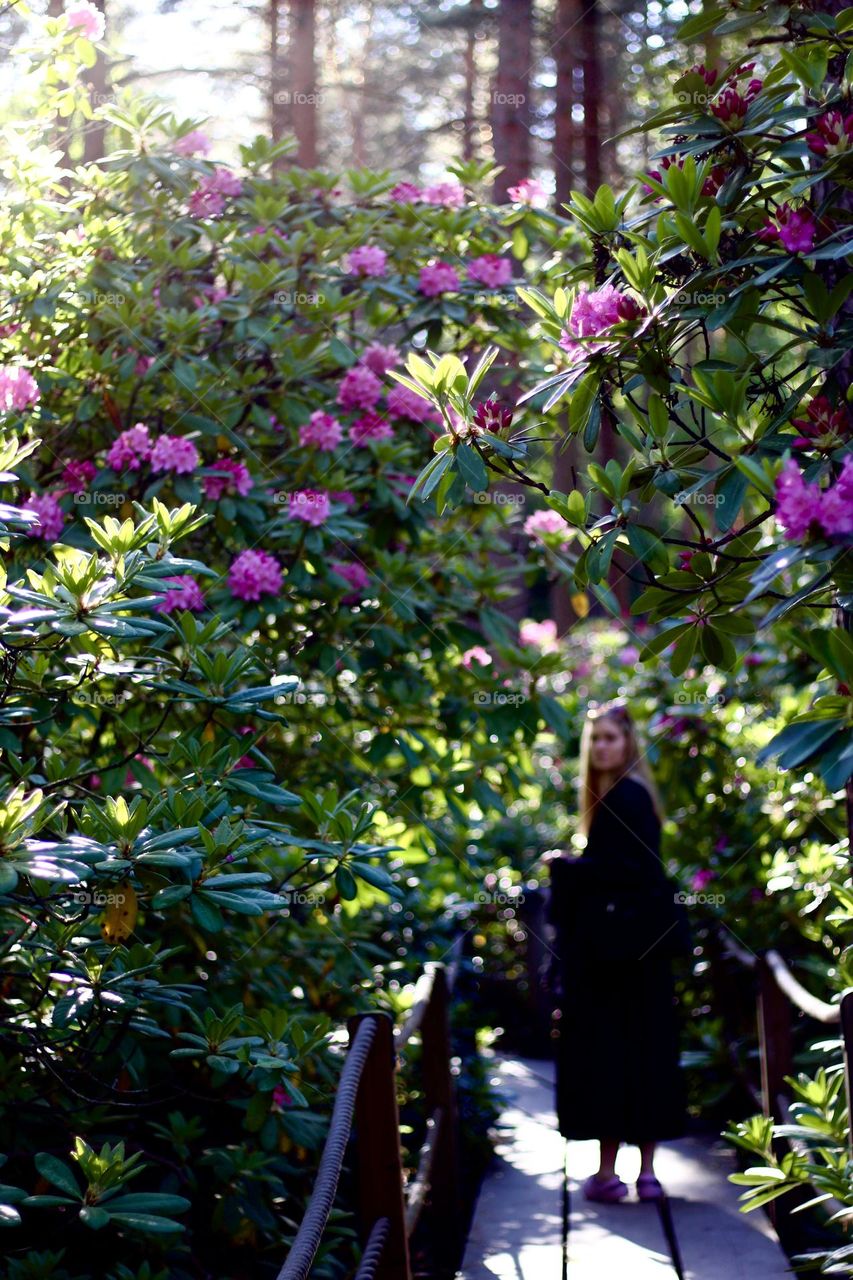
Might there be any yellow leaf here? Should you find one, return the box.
[202,723,216,743]
[100,881,138,944]
[570,592,590,618]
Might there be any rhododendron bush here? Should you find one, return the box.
[0,24,587,1277]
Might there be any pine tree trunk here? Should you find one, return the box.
[492,0,532,200]
[553,0,578,208]
[270,0,290,168]
[289,0,317,166]
[81,0,108,163]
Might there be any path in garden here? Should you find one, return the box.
[457,1055,793,1279]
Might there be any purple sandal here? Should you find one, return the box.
[582,1173,628,1203]
[636,1173,664,1200]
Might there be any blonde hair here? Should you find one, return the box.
[577,699,664,836]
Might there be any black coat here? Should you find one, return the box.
[546,774,688,1143]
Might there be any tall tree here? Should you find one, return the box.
[289,0,318,166]
[491,0,532,199]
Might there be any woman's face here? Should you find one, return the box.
[589,716,629,773]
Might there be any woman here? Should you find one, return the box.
[544,699,688,1203]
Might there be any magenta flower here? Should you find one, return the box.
[422,181,465,207]
[336,366,383,412]
[187,167,243,218]
[473,398,513,434]
[772,455,853,540]
[507,177,548,206]
[173,130,211,157]
[419,262,461,297]
[0,365,40,412]
[806,110,853,159]
[461,645,492,668]
[467,255,513,288]
[64,0,104,39]
[150,435,201,475]
[386,384,441,424]
[820,456,853,536]
[360,342,400,376]
[107,424,153,472]
[331,489,356,508]
[299,411,343,450]
[758,204,817,254]
[331,560,370,598]
[202,458,253,499]
[135,354,153,376]
[691,869,716,891]
[558,284,644,361]
[523,509,572,542]
[228,550,283,601]
[388,182,423,203]
[346,245,388,277]
[519,618,559,650]
[24,492,65,541]
[287,488,331,526]
[349,412,394,445]
[155,575,205,613]
[790,396,850,452]
[60,459,96,494]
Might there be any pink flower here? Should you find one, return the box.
[228,549,283,601]
[346,245,388,277]
[558,284,644,361]
[806,111,853,159]
[271,1085,294,1111]
[287,488,331,526]
[386,384,441,424]
[422,181,465,207]
[202,458,253,499]
[519,619,559,651]
[774,457,828,539]
[758,204,817,254]
[192,285,229,308]
[64,0,104,40]
[507,177,548,206]
[820,455,853,536]
[523,509,572,542]
[462,645,492,668]
[331,560,370,597]
[60,459,96,494]
[473,398,513,434]
[619,645,640,665]
[388,182,423,203]
[349,412,394,445]
[150,435,201,475]
[331,489,356,508]
[467,255,513,288]
[419,262,461,297]
[337,366,383,411]
[187,167,243,218]
[360,342,400,376]
[173,130,211,157]
[691,869,716,891]
[107,423,152,472]
[135,354,153,376]
[24,492,65,541]
[790,396,850,452]
[155,575,205,613]
[710,88,753,130]
[300,411,343,450]
[0,365,40,412]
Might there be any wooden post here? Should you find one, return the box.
[346,1012,412,1280]
[841,991,853,1159]
[421,966,462,1262]
[756,956,794,1238]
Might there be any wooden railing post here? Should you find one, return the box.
[757,954,794,1238]
[346,1011,412,1280]
[421,965,462,1262]
[841,990,853,1159]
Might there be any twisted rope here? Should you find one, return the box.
[354,1216,390,1279]
[276,1016,379,1280]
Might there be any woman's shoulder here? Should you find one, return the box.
[611,773,657,809]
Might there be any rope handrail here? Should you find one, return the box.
[396,936,465,1049]
[276,1015,380,1280]
[717,925,844,1022]
[354,1217,390,1280]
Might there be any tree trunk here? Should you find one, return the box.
[270,0,290,168]
[492,0,532,200]
[81,0,108,164]
[463,26,476,162]
[580,0,601,195]
[553,0,578,208]
[289,0,317,167]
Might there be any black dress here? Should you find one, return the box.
[547,774,688,1143]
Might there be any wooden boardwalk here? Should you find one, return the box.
[458,1055,793,1279]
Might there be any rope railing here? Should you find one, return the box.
[277,940,464,1280]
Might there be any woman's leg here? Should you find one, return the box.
[595,1137,620,1179]
[639,1141,656,1175]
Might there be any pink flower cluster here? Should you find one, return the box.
[473,398,513,434]
[59,459,97,494]
[467,255,513,288]
[350,412,394,445]
[806,110,853,159]
[337,365,383,411]
[790,396,850,452]
[155,575,205,614]
[0,365,40,412]
[64,0,104,40]
[173,130,211,157]
[774,454,853,540]
[151,434,201,474]
[228,549,283,601]
[524,509,572,542]
[388,180,465,207]
[519,618,559,650]
[300,411,343,450]
[709,63,763,130]
[758,203,818,254]
[419,262,460,296]
[360,342,400,376]
[461,645,492,668]
[202,458,253,500]
[331,559,370,599]
[558,285,645,361]
[507,177,548,206]
[187,167,243,219]
[386,384,441,424]
[346,245,388,277]
[23,492,65,541]
[288,488,331,526]
[107,424,201,476]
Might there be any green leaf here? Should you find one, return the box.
[34,1155,80,1200]
[455,443,488,492]
[335,865,358,900]
[79,1206,111,1229]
